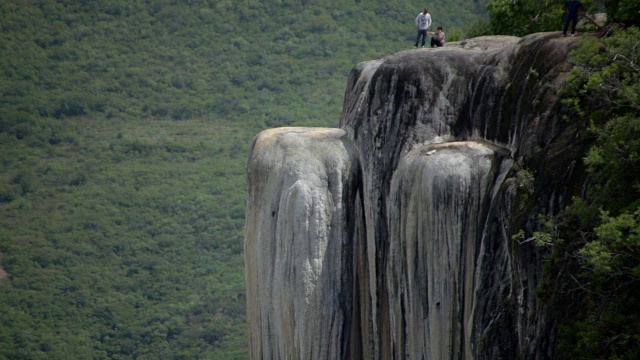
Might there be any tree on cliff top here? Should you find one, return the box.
[547,26,640,359]
[486,0,640,36]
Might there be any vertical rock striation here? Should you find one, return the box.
[245,33,589,359]
[245,127,363,359]
[386,141,512,360]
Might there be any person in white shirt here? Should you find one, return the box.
[414,7,432,48]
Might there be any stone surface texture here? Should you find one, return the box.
[245,33,588,360]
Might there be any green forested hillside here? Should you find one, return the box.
[0,0,486,358]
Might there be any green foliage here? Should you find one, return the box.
[559,308,640,360]
[511,227,557,247]
[486,0,564,36]
[515,168,536,194]
[465,18,493,38]
[563,28,640,212]
[491,19,639,355]
[447,27,465,42]
[0,0,490,358]
[583,115,640,211]
[608,0,640,25]
[506,25,640,359]
[581,210,640,276]
[541,28,640,359]
[484,0,640,36]
[0,117,250,359]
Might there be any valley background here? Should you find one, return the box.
[0,0,488,358]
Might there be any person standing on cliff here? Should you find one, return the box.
[414,7,432,48]
[562,0,583,36]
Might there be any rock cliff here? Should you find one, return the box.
[244,33,589,359]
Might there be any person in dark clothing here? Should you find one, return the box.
[562,0,583,36]
[597,18,625,38]
[429,26,445,47]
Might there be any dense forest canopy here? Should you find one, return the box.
[0,0,487,358]
[1,0,638,358]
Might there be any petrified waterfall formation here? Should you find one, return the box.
[245,128,363,359]
[245,33,587,359]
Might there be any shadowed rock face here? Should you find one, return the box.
[245,33,588,360]
[386,141,512,360]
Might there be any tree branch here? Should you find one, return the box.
[611,53,640,74]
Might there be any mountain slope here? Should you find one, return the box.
[0,0,485,358]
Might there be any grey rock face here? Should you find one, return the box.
[245,128,363,359]
[245,33,587,359]
[386,141,512,360]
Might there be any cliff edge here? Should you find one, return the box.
[245,32,588,360]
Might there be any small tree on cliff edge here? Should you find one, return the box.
[486,0,640,36]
